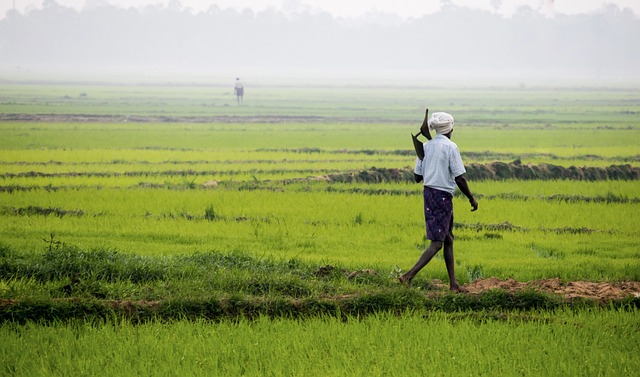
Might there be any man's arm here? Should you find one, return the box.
[414,157,424,183]
[454,174,478,211]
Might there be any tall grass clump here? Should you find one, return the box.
[204,204,217,221]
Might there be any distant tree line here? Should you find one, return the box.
[0,1,638,77]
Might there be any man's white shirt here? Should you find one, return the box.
[414,135,466,195]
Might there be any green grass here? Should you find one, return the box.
[1,121,638,157]
[1,82,639,375]
[2,310,638,376]
[1,178,638,282]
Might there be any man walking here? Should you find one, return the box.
[234,77,244,104]
[399,112,478,292]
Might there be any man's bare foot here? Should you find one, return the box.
[450,284,468,293]
[398,275,411,288]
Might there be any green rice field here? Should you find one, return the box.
[1,80,639,376]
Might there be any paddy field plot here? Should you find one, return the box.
[0,82,638,376]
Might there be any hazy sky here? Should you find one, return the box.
[3,0,640,19]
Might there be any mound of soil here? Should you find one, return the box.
[324,165,639,182]
[462,277,640,302]
[465,162,639,181]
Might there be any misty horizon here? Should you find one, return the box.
[1,1,639,82]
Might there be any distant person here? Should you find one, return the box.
[234,77,244,104]
[399,112,478,292]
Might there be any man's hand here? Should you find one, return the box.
[454,175,478,211]
[469,197,479,212]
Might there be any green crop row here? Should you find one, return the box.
[2,309,638,376]
[0,182,637,282]
[1,122,638,161]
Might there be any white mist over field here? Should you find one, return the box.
[1,0,639,84]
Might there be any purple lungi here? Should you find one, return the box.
[423,186,454,242]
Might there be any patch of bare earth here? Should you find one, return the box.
[463,277,640,302]
[0,114,344,124]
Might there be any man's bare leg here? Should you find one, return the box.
[399,241,443,286]
[443,235,465,292]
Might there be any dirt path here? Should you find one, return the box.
[459,277,640,302]
[0,113,372,124]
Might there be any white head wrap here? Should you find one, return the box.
[428,112,454,135]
